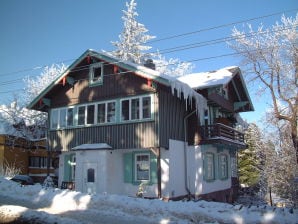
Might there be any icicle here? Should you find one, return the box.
[169,79,207,122]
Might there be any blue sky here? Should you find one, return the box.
[0,0,297,123]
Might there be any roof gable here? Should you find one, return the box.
[27,49,170,110]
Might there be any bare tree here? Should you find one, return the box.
[229,14,298,163]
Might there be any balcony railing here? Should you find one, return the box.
[200,123,245,144]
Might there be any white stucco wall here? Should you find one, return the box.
[75,150,109,194]
[167,139,232,198]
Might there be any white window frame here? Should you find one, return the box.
[97,100,116,124]
[89,62,103,85]
[135,153,150,181]
[120,95,153,122]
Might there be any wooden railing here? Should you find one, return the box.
[200,123,244,143]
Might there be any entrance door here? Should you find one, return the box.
[83,163,97,194]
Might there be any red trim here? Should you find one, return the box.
[147,79,152,87]
[62,77,66,86]
[113,65,118,74]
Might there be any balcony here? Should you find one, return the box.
[200,123,245,147]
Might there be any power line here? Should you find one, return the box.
[0,45,281,95]
[0,9,297,79]
[0,22,296,89]
[148,8,298,43]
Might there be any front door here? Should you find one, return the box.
[83,163,97,194]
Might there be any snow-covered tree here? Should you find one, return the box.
[0,64,66,141]
[111,0,155,64]
[154,53,194,77]
[228,14,298,163]
[111,0,194,76]
[23,64,67,104]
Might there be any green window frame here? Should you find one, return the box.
[218,154,228,180]
[203,152,215,181]
[123,151,157,185]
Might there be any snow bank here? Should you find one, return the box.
[0,177,297,224]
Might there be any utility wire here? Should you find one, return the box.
[0,9,297,78]
[0,45,280,95]
[0,22,296,88]
[148,8,298,43]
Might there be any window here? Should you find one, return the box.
[67,108,74,126]
[87,105,95,125]
[78,106,86,125]
[97,101,116,124]
[89,62,103,85]
[70,155,76,181]
[107,102,116,122]
[135,154,150,181]
[51,110,59,129]
[204,153,215,181]
[59,108,67,128]
[219,154,228,179]
[121,100,130,121]
[97,103,106,123]
[131,98,140,120]
[142,97,151,119]
[29,156,49,168]
[121,96,152,121]
[49,95,152,129]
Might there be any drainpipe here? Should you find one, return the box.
[183,110,196,199]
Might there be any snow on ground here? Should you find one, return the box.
[0,177,297,224]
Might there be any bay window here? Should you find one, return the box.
[50,94,153,129]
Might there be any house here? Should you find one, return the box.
[0,135,57,183]
[27,49,253,202]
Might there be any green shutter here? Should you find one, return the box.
[64,154,71,181]
[123,152,133,183]
[150,152,158,184]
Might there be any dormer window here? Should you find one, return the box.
[89,62,103,85]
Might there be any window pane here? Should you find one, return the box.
[136,154,150,181]
[97,103,106,123]
[59,108,67,128]
[90,63,103,84]
[121,100,130,121]
[78,106,85,125]
[87,168,95,182]
[107,102,116,123]
[131,98,140,120]
[142,97,151,119]
[67,108,74,126]
[51,110,59,129]
[87,105,95,124]
[206,154,214,180]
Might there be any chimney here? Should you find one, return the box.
[144,59,155,70]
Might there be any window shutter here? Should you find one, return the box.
[64,155,71,181]
[123,152,133,183]
[150,153,158,184]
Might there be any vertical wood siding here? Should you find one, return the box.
[157,87,189,148]
[49,121,158,151]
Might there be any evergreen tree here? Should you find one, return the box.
[111,0,155,64]
[238,123,262,187]
[111,0,194,76]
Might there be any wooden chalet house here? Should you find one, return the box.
[28,49,253,202]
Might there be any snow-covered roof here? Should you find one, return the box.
[177,66,239,89]
[72,143,112,151]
